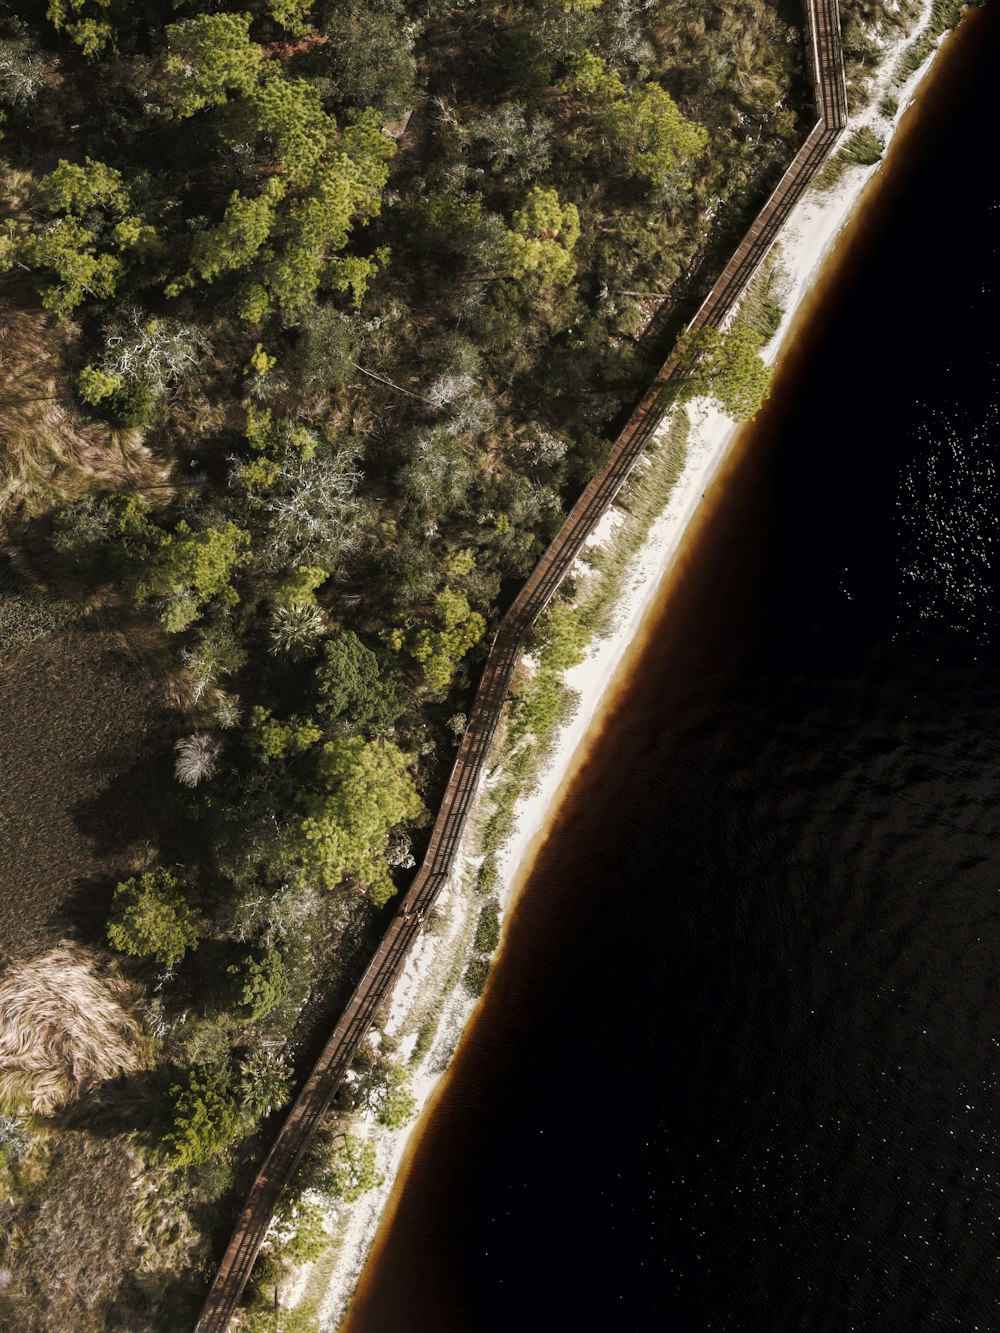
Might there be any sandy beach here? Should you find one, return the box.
[303,5,964,1325]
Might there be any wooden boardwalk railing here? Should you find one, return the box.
[194,3,847,1328]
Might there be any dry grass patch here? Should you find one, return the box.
[0,169,170,531]
[0,292,168,530]
[0,943,148,1116]
[0,1128,204,1333]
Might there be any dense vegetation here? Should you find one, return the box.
[0,0,834,1326]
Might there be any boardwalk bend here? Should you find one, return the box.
[195,4,848,1327]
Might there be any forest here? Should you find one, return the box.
[0,1,916,1329]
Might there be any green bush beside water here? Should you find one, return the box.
[814,126,885,192]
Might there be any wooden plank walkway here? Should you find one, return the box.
[193,4,847,1328]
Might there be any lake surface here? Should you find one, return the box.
[342,9,1000,1330]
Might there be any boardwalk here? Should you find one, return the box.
[194,4,848,1329]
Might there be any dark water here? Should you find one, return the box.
[343,10,1000,1331]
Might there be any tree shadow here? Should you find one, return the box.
[54,871,120,951]
[57,1065,174,1142]
[71,740,177,864]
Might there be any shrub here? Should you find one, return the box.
[0,1113,32,1168]
[228,948,289,1023]
[135,520,251,633]
[107,870,200,967]
[174,733,221,787]
[473,898,501,954]
[239,1052,293,1118]
[814,126,885,192]
[463,956,491,996]
[270,600,326,661]
[272,1196,328,1264]
[240,1301,321,1332]
[162,1065,242,1166]
[476,854,499,896]
[678,323,771,421]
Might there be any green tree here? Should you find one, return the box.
[237,408,318,493]
[275,565,327,609]
[164,12,263,118]
[107,870,199,967]
[24,215,121,315]
[246,70,331,187]
[320,3,415,119]
[78,365,125,406]
[167,90,394,321]
[315,631,403,735]
[324,1133,383,1203]
[268,1,315,37]
[287,737,423,901]
[249,707,323,762]
[136,520,250,633]
[228,948,288,1022]
[20,159,155,317]
[261,113,394,320]
[162,1065,242,1167]
[564,51,626,101]
[42,157,125,215]
[168,180,285,294]
[273,1196,328,1264]
[46,0,115,56]
[374,1062,416,1130]
[409,193,486,261]
[564,54,707,183]
[506,186,580,287]
[678,323,771,421]
[404,587,486,696]
[606,83,709,182]
[288,304,360,395]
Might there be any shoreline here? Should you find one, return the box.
[308,6,970,1326]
